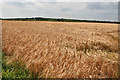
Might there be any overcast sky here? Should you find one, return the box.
[1,2,118,21]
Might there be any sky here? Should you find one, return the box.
[0,1,119,21]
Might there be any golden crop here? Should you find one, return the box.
[2,20,119,78]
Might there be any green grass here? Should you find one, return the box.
[2,52,35,79]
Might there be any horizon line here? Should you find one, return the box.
[0,16,118,22]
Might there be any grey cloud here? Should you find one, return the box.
[5,2,25,8]
[87,2,118,10]
[61,7,71,12]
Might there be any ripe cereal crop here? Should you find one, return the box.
[2,20,119,78]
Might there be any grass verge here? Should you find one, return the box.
[2,52,35,79]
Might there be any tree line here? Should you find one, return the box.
[1,17,119,24]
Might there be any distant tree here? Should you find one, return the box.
[61,18,64,21]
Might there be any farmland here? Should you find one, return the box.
[2,20,119,78]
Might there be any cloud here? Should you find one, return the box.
[6,2,25,7]
[87,2,118,10]
[2,2,118,21]
[1,0,119,2]
[61,7,71,12]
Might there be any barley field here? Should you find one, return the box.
[2,20,119,78]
